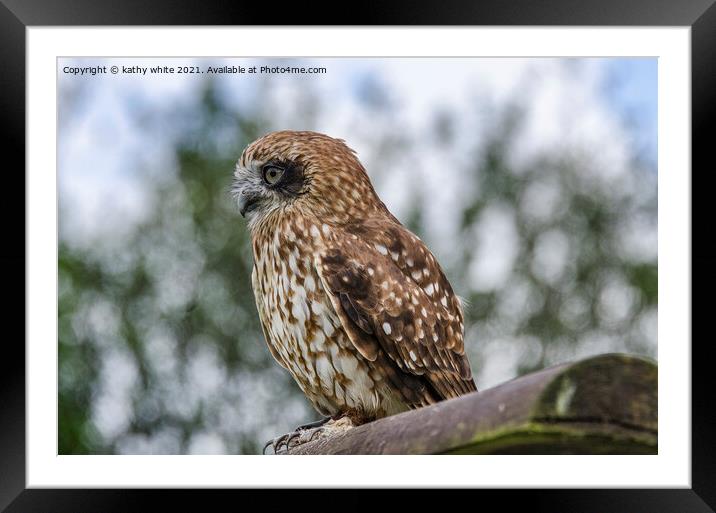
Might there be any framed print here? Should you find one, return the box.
[4,0,715,510]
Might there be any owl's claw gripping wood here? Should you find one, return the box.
[262,428,315,455]
[263,434,290,455]
[263,417,329,454]
[263,416,355,455]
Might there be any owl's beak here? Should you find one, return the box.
[237,190,261,217]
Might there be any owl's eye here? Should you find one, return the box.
[262,165,285,185]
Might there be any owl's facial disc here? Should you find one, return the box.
[232,161,266,219]
[233,157,308,221]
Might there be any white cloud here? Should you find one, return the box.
[59,57,641,254]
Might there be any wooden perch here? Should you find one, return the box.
[287,353,657,455]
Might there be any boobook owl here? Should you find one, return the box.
[232,130,476,453]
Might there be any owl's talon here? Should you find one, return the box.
[263,433,291,455]
[275,434,290,453]
[307,427,326,442]
[262,440,273,455]
[285,431,304,449]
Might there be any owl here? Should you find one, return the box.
[232,130,476,454]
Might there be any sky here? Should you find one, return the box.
[58,57,657,248]
[602,58,657,168]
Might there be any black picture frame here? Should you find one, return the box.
[2,0,713,510]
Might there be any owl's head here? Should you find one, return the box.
[233,130,386,231]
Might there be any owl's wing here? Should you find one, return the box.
[315,219,476,406]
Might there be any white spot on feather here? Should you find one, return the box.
[382,322,392,335]
[321,317,335,337]
[310,330,326,352]
[288,253,299,275]
[311,300,324,315]
[339,354,359,377]
[315,355,335,391]
[291,300,308,325]
[375,244,388,255]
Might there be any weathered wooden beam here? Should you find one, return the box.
[286,353,657,455]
